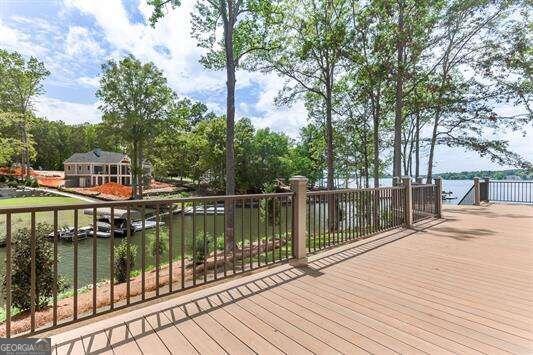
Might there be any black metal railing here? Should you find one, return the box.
[489,181,533,204]
[0,177,442,337]
[412,184,437,222]
[0,192,293,337]
[306,186,406,253]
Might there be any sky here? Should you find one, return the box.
[0,0,531,174]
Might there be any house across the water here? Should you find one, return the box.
[63,148,152,187]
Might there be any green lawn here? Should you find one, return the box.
[0,196,92,236]
[0,196,82,208]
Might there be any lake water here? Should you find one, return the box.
[347,179,472,205]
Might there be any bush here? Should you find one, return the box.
[6,180,19,188]
[114,240,137,283]
[3,223,67,311]
[191,233,224,264]
[149,231,168,257]
[24,177,38,187]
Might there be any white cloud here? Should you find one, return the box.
[35,96,101,124]
[0,18,48,56]
[65,26,104,57]
[76,75,100,88]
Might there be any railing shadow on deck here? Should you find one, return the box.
[54,218,444,354]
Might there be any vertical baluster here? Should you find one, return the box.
[141,204,146,300]
[126,207,131,304]
[5,213,11,337]
[30,211,36,332]
[73,209,78,320]
[169,203,173,293]
[312,195,316,251]
[278,197,283,261]
[318,195,322,250]
[203,200,208,283]
[249,197,253,269]
[92,207,97,315]
[285,195,289,260]
[180,202,185,289]
[265,197,269,263]
[241,198,245,272]
[110,207,114,310]
[192,201,196,285]
[155,204,160,296]
[214,200,218,279]
[53,210,58,326]
[231,198,236,272]
[272,196,277,262]
[257,197,261,267]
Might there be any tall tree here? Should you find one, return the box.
[254,0,350,194]
[96,55,173,199]
[424,0,524,182]
[0,49,49,177]
[150,0,270,248]
[343,0,395,187]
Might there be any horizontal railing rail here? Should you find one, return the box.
[0,176,441,337]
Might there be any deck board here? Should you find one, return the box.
[50,204,533,354]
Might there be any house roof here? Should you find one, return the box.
[64,149,129,164]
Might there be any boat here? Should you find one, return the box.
[441,191,457,200]
[83,208,164,237]
[47,227,90,242]
[183,205,225,215]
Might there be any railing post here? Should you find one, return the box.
[434,177,442,218]
[290,176,308,266]
[484,177,490,202]
[474,177,480,206]
[403,177,413,228]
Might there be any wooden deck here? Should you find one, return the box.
[50,203,533,354]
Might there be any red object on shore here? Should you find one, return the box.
[88,182,133,198]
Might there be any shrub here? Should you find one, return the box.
[149,230,168,257]
[3,223,67,311]
[191,233,226,264]
[25,178,38,187]
[6,180,18,188]
[114,240,137,283]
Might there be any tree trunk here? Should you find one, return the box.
[426,107,441,184]
[132,141,139,199]
[139,140,144,199]
[392,0,405,179]
[362,127,370,188]
[224,3,236,250]
[325,71,337,232]
[415,111,420,179]
[372,91,381,188]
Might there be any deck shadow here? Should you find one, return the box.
[55,219,448,354]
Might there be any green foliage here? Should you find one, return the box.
[436,169,533,181]
[24,177,38,187]
[191,233,224,264]
[3,223,67,311]
[114,240,138,283]
[97,55,174,197]
[149,231,168,257]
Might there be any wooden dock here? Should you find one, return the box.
[50,203,533,354]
